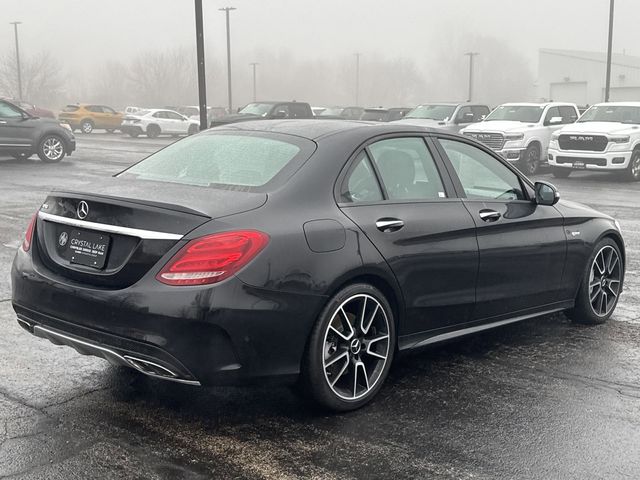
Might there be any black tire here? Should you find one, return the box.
[300,283,396,412]
[80,119,94,134]
[37,135,66,163]
[566,238,623,325]
[188,124,199,136]
[551,167,572,178]
[624,150,640,182]
[128,132,140,138]
[106,128,115,134]
[146,124,161,139]
[518,143,540,176]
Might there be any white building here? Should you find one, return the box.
[537,48,640,106]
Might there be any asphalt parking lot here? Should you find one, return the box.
[1,133,639,479]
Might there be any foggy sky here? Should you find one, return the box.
[2,0,640,108]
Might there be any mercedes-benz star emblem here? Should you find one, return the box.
[77,201,89,219]
[58,231,68,247]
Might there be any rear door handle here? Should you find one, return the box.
[376,218,404,232]
[479,209,501,222]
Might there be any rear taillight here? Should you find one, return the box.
[22,213,37,252]
[156,230,269,286]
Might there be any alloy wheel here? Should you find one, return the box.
[525,148,539,175]
[322,294,390,400]
[42,137,64,161]
[631,153,640,180]
[588,245,622,317]
[81,121,93,134]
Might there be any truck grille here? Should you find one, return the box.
[463,132,505,150]
[558,134,608,152]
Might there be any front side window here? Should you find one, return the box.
[438,139,525,201]
[119,133,309,189]
[87,105,103,113]
[102,106,116,114]
[341,151,383,203]
[368,137,446,201]
[544,107,561,125]
[0,101,24,118]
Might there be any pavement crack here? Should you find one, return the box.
[41,385,111,412]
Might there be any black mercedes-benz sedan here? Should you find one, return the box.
[12,120,625,411]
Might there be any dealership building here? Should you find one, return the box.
[537,48,640,106]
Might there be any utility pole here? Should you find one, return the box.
[9,21,23,100]
[249,62,258,102]
[464,52,479,102]
[604,0,615,102]
[354,53,361,106]
[193,1,208,130]
[220,7,236,112]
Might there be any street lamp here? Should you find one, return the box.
[9,21,23,100]
[193,1,208,130]
[464,52,479,102]
[354,53,361,106]
[249,62,258,102]
[219,7,236,112]
[604,0,615,102]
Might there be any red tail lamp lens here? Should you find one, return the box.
[22,213,37,252]
[156,230,269,286]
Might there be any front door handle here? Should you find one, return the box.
[479,209,501,222]
[376,218,404,232]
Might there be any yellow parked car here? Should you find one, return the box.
[58,104,123,134]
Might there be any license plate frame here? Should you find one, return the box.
[68,229,110,269]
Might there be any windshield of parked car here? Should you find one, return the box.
[578,105,640,124]
[484,105,544,123]
[404,105,456,121]
[238,103,274,116]
[319,108,344,116]
[119,132,314,189]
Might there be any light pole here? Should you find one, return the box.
[219,7,236,112]
[193,1,208,130]
[354,53,361,106]
[464,52,479,102]
[604,0,615,102]
[9,21,23,100]
[249,62,258,102]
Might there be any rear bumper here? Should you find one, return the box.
[120,125,144,135]
[11,246,326,387]
[548,148,632,170]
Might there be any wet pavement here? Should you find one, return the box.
[1,134,639,479]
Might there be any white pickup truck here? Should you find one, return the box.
[461,102,579,175]
[547,102,640,181]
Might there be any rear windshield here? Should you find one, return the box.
[361,110,388,121]
[578,105,640,124]
[63,105,79,112]
[119,132,315,190]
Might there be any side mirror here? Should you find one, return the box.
[548,116,563,125]
[534,181,560,206]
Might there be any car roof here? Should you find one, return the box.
[208,119,435,141]
[500,102,575,107]
[592,102,640,107]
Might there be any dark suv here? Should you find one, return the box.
[0,100,76,163]
[211,101,314,127]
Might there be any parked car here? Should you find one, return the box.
[319,106,364,120]
[12,120,624,411]
[120,109,199,138]
[0,99,75,163]
[1,98,55,118]
[461,102,579,175]
[312,106,327,116]
[360,107,413,122]
[392,103,490,133]
[211,101,314,127]
[547,102,640,181]
[58,104,124,134]
[124,106,143,116]
[176,106,228,124]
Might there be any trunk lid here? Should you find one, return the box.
[34,177,267,288]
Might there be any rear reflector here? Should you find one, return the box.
[156,230,269,286]
[22,213,37,252]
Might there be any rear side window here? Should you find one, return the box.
[120,133,312,189]
[63,105,79,112]
[341,151,383,203]
[87,105,103,113]
[368,137,446,201]
[471,106,490,121]
[289,104,310,118]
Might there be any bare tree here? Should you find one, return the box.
[0,50,64,106]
